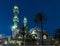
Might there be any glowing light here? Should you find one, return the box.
[4,41,8,44]
[23,17,27,23]
[24,17,27,21]
[12,26,17,31]
[14,6,18,9]
[43,34,47,39]
[18,36,22,39]
[31,30,36,34]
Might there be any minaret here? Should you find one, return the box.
[23,17,27,38]
[13,5,19,28]
[23,17,27,27]
[12,5,19,38]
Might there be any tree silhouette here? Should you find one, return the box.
[54,28,60,43]
[20,25,27,46]
[34,13,46,45]
[29,34,37,46]
[34,13,46,25]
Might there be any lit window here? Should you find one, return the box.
[4,41,8,44]
[43,34,47,39]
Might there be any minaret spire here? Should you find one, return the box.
[12,5,19,29]
[23,17,27,27]
[12,5,19,38]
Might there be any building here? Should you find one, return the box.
[0,5,55,46]
[9,5,53,46]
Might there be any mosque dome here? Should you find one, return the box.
[29,27,41,39]
[29,27,48,39]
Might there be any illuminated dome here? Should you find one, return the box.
[30,27,40,33]
[29,27,41,39]
[29,27,48,39]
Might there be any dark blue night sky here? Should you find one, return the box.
[0,0,60,36]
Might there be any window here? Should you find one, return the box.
[4,41,8,44]
[43,34,47,39]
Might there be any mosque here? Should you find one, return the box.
[0,5,54,46]
[9,5,53,46]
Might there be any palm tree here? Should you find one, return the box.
[20,25,27,46]
[54,28,60,44]
[34,13,46,45]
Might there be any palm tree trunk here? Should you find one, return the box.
[24,35,25,46]
[41,22,43,45]
[23,35,25,46]
[23,35,24,46]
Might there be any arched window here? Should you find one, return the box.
[43,34,47,39]
[4,40,8,44]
